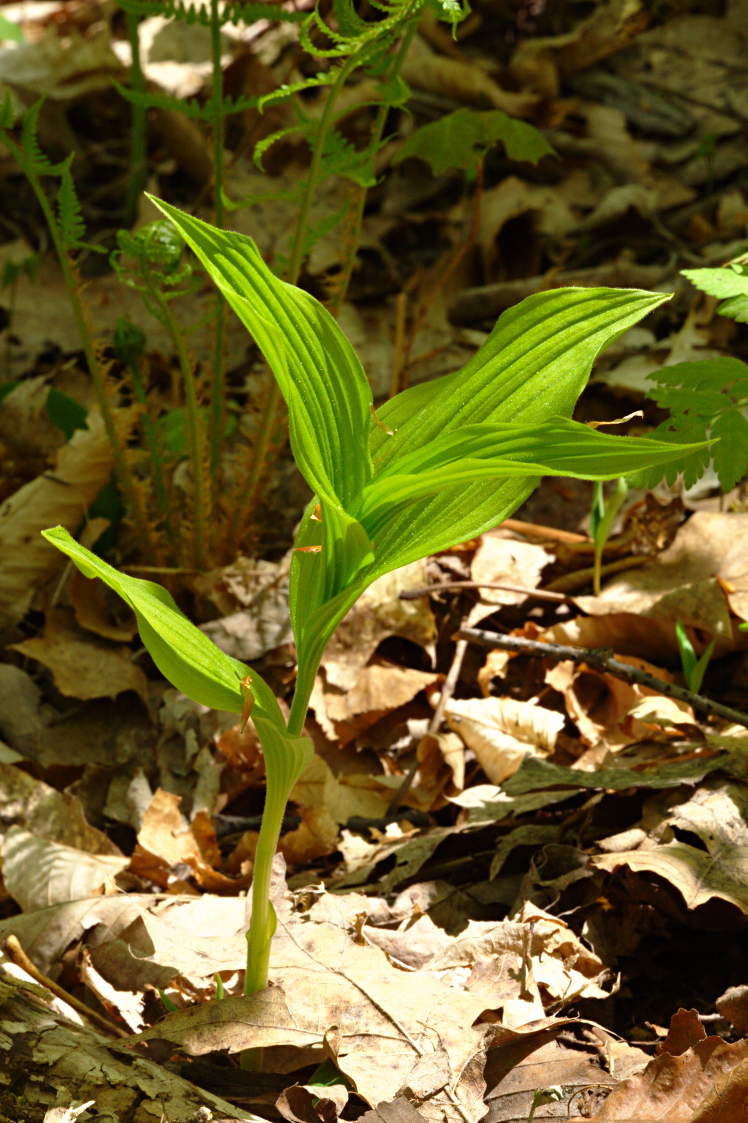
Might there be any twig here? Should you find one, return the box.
[455,628,748,730]
[400,580,572,604]
[501,518,587,544]
[3,935,128,1038]
[385,637,469,816]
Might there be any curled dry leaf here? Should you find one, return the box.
[404,34,539,116]
[197,554,293,663]
[468,531,553,625]
[445,696,565,784]
[592,779,748,914]
[282,753,393,864]
[0,411,114,628]
[571,1024,748,1121]
[3,827,128,911]
[312,660,438,744]
[545,655,692,746]
[320,560,436,693]
[131,788,244,893]
[10,607,150,706]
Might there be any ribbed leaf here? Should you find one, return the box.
[149,197,373,510]
[356,419,709,528]
[41,526,284,725]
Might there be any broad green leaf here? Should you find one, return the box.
[369,287,671,569]
[376,287,670,470]
[394,108,554,176]
[354,419,709,527]
[148,197,373,510]
[41,526,283,725]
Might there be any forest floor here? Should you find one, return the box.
[1,1,748,1120]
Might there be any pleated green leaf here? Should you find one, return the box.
[356,419,709,528]
[41,526,285,727]
[147,196,373,511]
[152,203,700,711]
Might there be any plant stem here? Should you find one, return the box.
[209,0,226,489]
[327,21,417,315]
[124,10,147,227]
[9,138,152,548]
[126,356,176,553]
[153,289,208,568]
[243,773,288,996]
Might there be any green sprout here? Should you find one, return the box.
[675,620,716,694]
[590,476,629,595]
[43,199,706,1001]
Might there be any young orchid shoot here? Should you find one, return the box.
[43,199,707,1000]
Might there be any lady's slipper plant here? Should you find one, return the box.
[43,197,704,997]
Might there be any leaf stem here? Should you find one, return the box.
[153,290,208,568]
[209,0,226,490]
[7,136,151,549]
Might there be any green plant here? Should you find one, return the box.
[675,620,716,694]
[393,107,554,177]
[113,0,471,564]
[42,201,704,1000]
[589,476,629,595]
[640,260,748,493]
[0,96,156,551]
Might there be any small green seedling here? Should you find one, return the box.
[527,1086,564,1123]
[43,200,706,999]
[590,476,629,595]
[675,620,716,694]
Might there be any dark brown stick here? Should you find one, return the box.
[400,580,572,604]
[456,628,748,730]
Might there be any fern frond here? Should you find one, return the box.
[115,82,211,120]
[253,122,312,169]
[299,201,350,261]
[209,92,263,116]
[330,0,370,38]
[299,9,356,57]
[21,100,66,175]
[116,82,262,119]
[117,0,304,24]
[257,70,337,111]
[57,158,86,249]
[0,91,18,131]
[319,127,377,187]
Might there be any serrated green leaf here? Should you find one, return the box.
[649,357,748,392]
[394,108,554,177]
[716,295,748,324]
[711,409,748,491]
[682,266,748,300]
[682,266,748,323]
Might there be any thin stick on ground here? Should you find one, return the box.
[386,636,469,816]
[400,580,573,604]
[456,628,748,731]
[4,935,128,1039]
